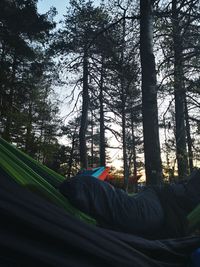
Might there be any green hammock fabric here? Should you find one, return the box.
[0,137,96,225]
[0,138,65,188]
[188,204,200,231]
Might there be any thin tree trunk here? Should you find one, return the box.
[79,49,89,169]
[99,56,106,167]
[164,119,170,179]
[25,101,33,155]
[90,111,94,167]
[172,0,188,179]
[67,128,77,178]
[140,0,163,185]
[120,11,129,190]
[2,53,17,142]
[0,42,6,102]
[131,111,138,192]
[184,94,193,173]
[122,92,129,190]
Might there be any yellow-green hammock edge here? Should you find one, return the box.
[0,137,96,225]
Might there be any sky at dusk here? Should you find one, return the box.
[37,0,123,169]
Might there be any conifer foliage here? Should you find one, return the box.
[1,0,200,186]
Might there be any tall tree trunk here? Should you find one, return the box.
[67,128,77,178]
[120,12,129,190]
[99,56,106,167]
[79,49,89,169]
[0,42,6,110]
[172,0,188,179]
[131,111,138,192]
[184,94,193,173]
[164,119,171,179]
[140,0,163,185]
[2,53,17,142]
[90,111,94,167]
[25,101,33,155]
[122,90,129,190]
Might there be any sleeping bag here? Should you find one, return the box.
[59,170,200,239]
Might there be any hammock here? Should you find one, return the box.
[0,137,199,267]
[0,137,95,224]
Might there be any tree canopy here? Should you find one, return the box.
[1,0,200,188]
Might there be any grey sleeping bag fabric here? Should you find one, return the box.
[59,174,196,239]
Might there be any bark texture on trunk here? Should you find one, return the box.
[172,0,188,179]
[99,58,106,167]
[2,54,17,142]
[120,12,129,190]
[140,0,163,185]
[25,101,33,155]
[67,128,77,178]
[131,112,138,192]
[79,50,89,169]
[184,95,193,174]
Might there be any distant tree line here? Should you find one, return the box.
[0,0,200,188]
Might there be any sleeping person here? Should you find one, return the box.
[59,169,200,239]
